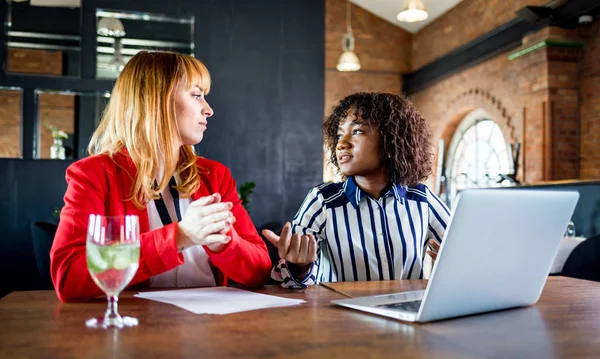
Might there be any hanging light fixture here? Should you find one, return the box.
[337,1,360,72]
[397,0,429,23]
[107,37,127,73]
[97,17,126,38]
[97,17,127,72]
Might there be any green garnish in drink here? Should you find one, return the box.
[87,242,140,274]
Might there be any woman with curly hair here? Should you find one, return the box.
[263,92,450,288]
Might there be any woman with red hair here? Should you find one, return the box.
[51,51,271,302]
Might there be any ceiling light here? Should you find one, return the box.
[337,1,361,72]
[397,0,429,23]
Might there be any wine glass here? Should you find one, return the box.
[85,215,140,329]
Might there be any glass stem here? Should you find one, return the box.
[104,295,121,322]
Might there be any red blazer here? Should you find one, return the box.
[50,152,271,302]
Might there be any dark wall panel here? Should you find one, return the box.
[0,160,72,297]
[193,0,325,226]
[0,0,325,296]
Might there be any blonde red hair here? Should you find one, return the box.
[89,51,211,208]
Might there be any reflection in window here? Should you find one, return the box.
[446,110,510,203]
[96,9,194,79]
[6,0,81,76]
[36,91,75,160]
[35,90,109,160]
[0,88,22,158]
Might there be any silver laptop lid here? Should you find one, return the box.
[418,189,579,322]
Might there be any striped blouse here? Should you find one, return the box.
[272,177,451,288]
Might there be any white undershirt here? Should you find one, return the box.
[147,180,216,288]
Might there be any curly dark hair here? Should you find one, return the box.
[323,92,433,186]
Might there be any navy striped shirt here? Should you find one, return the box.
[272,177,450,288]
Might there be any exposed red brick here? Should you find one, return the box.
[7,48,62,75]
[411,0,548,70]
[579,18,600,179]
[0,49,72,159]
[326,0,411,73]
[0,90,22,158]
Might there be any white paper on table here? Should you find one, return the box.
[134,287,305,315]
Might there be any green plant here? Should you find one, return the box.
[238,181,256,212]
[45,122,69,140]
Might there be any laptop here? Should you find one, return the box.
[331,189,579,323]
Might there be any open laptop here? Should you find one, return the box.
[331,189,579,323]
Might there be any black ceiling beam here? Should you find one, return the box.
[0,73,114,92]
[403,18,544,94]
[403,0,600,95]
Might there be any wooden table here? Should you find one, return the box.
[1,277,600,358]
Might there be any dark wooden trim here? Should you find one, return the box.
[522,106,527,183]
[80,3,97,79]
[552,0,600,24]
[75,94,103,159]
[519,179,600,187]
[403,0,600,94]
[0,0,6,75]
[73,94,81,159]
[21,88,36,159]
[84,0,197,15]
[0,74,114,92]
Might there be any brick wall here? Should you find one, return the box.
[579,19,600,179]
[412,23,600,183]
[546,46,581,180]
[0,48,72,159]
[0,89,22,158]
[7,48,62,75]
[411,49,526,180]
[325,0,410,113]
[326,0,411,74]
[411,0,548,70]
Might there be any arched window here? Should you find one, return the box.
[445,109,511,204]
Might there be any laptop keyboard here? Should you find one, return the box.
[375,300,422,313]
